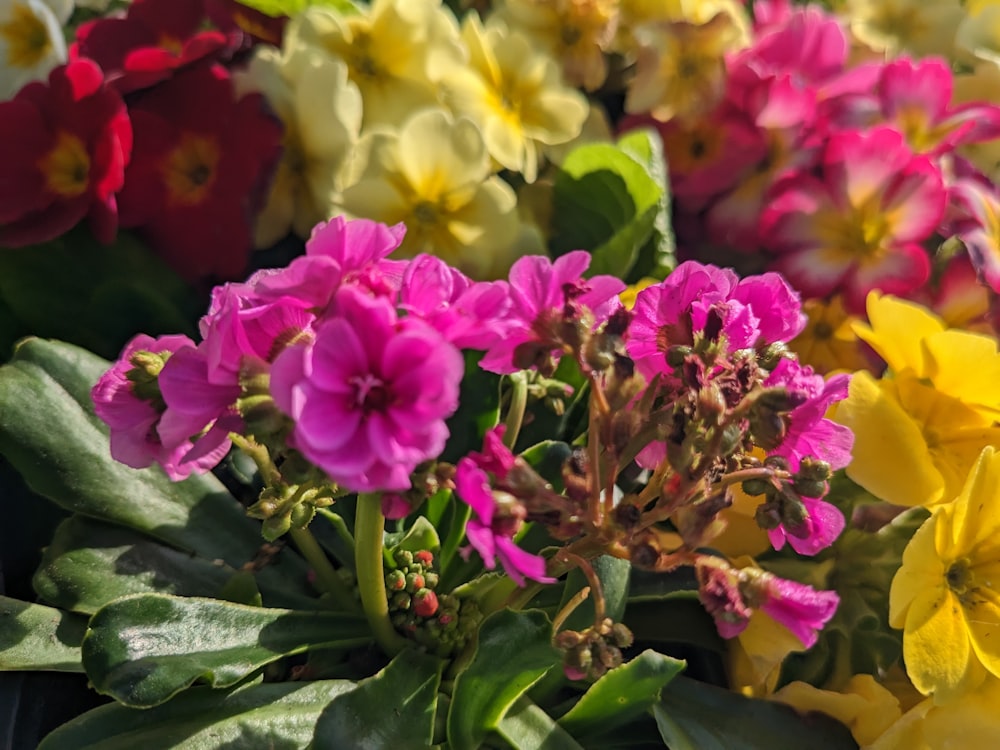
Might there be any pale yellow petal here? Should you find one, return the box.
[890,513,947,629]
[903,588,979,699]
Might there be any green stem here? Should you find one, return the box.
[355,493,409,655]
[229,433,282,486]
[289,526,359,612]
[503,372,528,449]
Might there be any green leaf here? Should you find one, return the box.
[0,229,198,361]
[37,680,356,750]
[616,128,675,282]
[448,609,560,749]
[0,596,86,672]
[558,650,685,739]
[81,594,371,707]
[550,131,669,279]
[653,676,859,750]
[519,440,573,492]
[384,516,441,562]
[232,0,359,18]
[440,350,502,464]
[625,599,725,654]
[496,698,585,750]
[0,339,313,604]
[312,649,443,749]
[557,555,631,632]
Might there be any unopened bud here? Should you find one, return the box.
[413,588,439,618]
[414,550,434,567]
[666,345,693,369]
[797,457,832,483]
[754,501,782,531]
[554,630,585,649]
[749,408,787,451]
[423,572,439,590]
[391,591,412,610]
[792,477,827,499]
[385,570,406,591]
[393,549,414,569]
[757,387,807,413]
[405,572,426,593]
[741,477,772,497]
[719,423,743,456]
[758,341,791,370]
[697,385,726,420]
[780,491,810,537]
[610,623,634,648]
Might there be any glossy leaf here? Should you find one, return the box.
[0,596,85,672]
[81,594,371,707]
[617,128,675,282]
[312,649,443,749]
[37,680,356,750]
[558,650,685,739]
[496,698,585,750]
[557,554,631,633]
[440,350,502,464]
[654,676,859,750]
[448,609,560,749]
[0,339,313,604]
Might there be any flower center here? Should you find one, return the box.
[38,132,90,198]
[351,373,390,413]
[0,3,52,69]
[946,559,972,596]
[163,133,220,207]
[812,321,834,340]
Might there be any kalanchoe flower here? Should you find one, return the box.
[92,333,234,480]
[0,59,131,246]
[454,427,555,586]
[479,251,625,375]
[270,285,463,493]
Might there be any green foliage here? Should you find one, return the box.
[81,594,371,707]
[496,698,586,749]
[232,0,360,18]
[0,596,86,672]
[551,128,674,282]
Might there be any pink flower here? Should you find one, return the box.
[767,494,846,557]
[749,569,840,649]
[454,427,554,586]
[760,127,945,312]
[270,286,463,493]
[479,251,625,374]
[950,178,1000,294]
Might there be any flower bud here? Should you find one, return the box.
[554,629,585,649]
[413,588,439,618]
[741,477,772,496]
[405,572,426,593]
[757,341,791,370]
[610,622,634,648]
[393,549,414,569]
[414,550,434,567]
[423,572,440,590]
[666,345,693,369]
[385,570,406,592]
[749,408,786,451]
[391,592,412,611]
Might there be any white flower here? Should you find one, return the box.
[0,0,72,100]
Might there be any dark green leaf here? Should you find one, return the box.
[312,649,443,749]
[520,441,573,492]
[0,596,85,672]
[558,650,684,739]
[616,128,675,282]
[557,555,631,632]
[626,599,725,654]
[496,698,585,750]
[654,676,858,750]
[448,609,560,749]
[0,339,314,604]
[37,680,356,750]
[81,594,371,707]
[440,351,502,464]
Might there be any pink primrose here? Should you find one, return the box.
[756,572,840,649]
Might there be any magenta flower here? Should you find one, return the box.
[479,251,625,374]
[92,333,208,478]
[749,569,840,649]
[760,127,945,312]
[454,427,554,586]
[270,285,463,493]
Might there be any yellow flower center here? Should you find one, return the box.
[412,200,440,227]
[946,559,972,596]
[38,132,90,198]
[162,134,219,207]
[0,2,52,69]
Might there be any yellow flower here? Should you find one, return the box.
[953,62,1000,184]
[625,12,743,123]
[235,44,362,247]
[853,292,1000,421]
[790,296,871,376]
[728,608,806,697]
[955,0,1000,66]
[889,447,1000,702]
[440,14,589,183]
[772,675,903,747]
[845,0,963,58]
[495,0,619,91]
[286,0,464,128]
[615,0,749,53]
[832,371,1000,508]
[338,108,520,279]
[0,0,71,100]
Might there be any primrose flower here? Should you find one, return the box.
[116,62,282,281]
[339,108,519,279]
[234,44,362,247]
[287,0,464,128]
[951,179,1000,296]
[845,0,963,59]
[0,59,131,246]
[454,426,554,586]
[0,0,71,100]
[495,0,619,91]
[441,13,588,183]
[479,250,625,374]
[889,447,1000,701]
[789,296,871,375]
[270,285,463,493]
[760,127,946,313]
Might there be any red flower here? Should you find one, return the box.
[116,62,282,281]
[0,59,132,247]
[71,0,239,94]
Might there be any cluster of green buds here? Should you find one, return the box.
[384,550,484,657]
[246,482,339,541]
[742,456,833,540]
[554,618,634,681]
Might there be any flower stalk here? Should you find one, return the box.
[355,493,409,655]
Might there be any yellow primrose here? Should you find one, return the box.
[614,0,749,54]
[624,12,744,123]
[790,296,871,376]
[338,108,520,279]
[286,0,464,129]
[832,370,1000,508]
[495,0,619,91]
[889,447,1000,702]
[234,44,362,247]
[845,0,964,59]
[772,675,903,747]
[955,0,1000,66]
[440,14,589,183]
[0,0,72,100]
[953,62,1000,184]
[854,293,1000,421]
